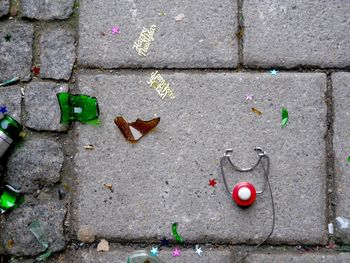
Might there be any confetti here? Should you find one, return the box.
[133,25,157,57]
[0,76,19,87]
[281,107,289,128]
[160,237,170,247]
[150,247,159,256]
[175,13,185,21]
[0,106,8,114]
[147,71,175,100]
[171,223,184,244]
[172,247,181,257]
[270,69,278,76]
[115,116,160,142]
[252,107,262,115]
[4,34,11,42]
[32,66,40,76]
[111,26,120,35]
[245,93,253,101]
[195,245,203,256]
[208,179,217,187]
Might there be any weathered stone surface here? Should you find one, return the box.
[24,82,69,131]
[0,201,66,256]
[0,0,9,17]
[243,0,350,68]
[333,72,350,241]
[0,85,22,122]
[78,0,238,68]
[21,0,74,20]
[5,137,64,193]
[0,22,33,81]
[40,28,76,80]
[245,252,350,263]
[73,71,327,244]
[49,246,233,263]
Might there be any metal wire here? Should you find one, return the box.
[220,148,275,262]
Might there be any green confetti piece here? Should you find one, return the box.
[172,222,184,244]
[281,107,289,128]
[347,156,350,162]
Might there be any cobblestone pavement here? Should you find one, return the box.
[0,0,350,262]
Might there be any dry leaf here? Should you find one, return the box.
[115,117,160,142]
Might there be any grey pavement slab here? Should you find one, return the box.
[24,81,69,131]
[243,0,350,68]
[21,0,74,20]
[40,28,76,80]
[48,246,233,263]
[0,22,33,81]
[333,73,350,224]
[78,0,238,68]
[0,85,22,121]
[244,252,350,263]
[0,0,9,17]
[73,71,327,245]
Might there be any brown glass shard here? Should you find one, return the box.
[115,116,160,142]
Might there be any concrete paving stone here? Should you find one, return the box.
[21,0,74,20]
[40,28,76,80]
[0,0,9,17]
[47,246,233,263]
[333,72,350,241]
[0,22,33,81]
[0,85,22,122]
[73,71,327,245]
[244,252,350,263]
[78,0,238,68]
[243,0,350,68]
[5,136,64,193]
[24,81,69,131]
[0,201,66,256]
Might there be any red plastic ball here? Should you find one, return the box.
[232,182,256,207]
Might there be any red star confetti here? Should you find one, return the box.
[209,179,217,187]
[32,66,40,76]
[172,247,181,257]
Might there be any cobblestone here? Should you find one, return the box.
[5,136,64,193]
[243,0,350,68]
[0,0,9,17]
[0,22,33,81]
[0,201,66,256]
[73,71,327,245]
[24,82,69,131]
[0,85,22,122]
[40,28,76,80]
[21,0,75,20]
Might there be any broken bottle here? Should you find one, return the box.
[0,114,23,158]
[57,92,100,124]
[0,184,24,213]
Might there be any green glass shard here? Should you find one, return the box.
[347,156,350,162]
[281,107,289,128]
[0,115,23,140]
[57,92,100,124]
[36,248,52,261]
[0,77,19,87]
[29,221,49,249]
